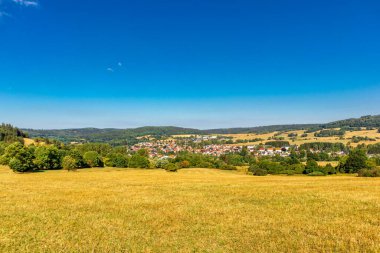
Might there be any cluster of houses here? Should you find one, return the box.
[130,140,193,157]
[130,139,292,158]
[200,144,242,156]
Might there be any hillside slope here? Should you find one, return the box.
[22,115,380,144]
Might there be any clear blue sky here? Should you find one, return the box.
[0,0,379,129]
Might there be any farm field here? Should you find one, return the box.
[223,129,380,147]
[171,129,380,147]
[1,166,379,252]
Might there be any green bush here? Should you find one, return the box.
[307,171,326,176]
[251,167,268,176]
[129,154,150,168]
[83,151,104,167]
[69,150,88,168]
[279,170,295,175]
[62,156,77,171]
[320,163,337,175]
[304,159,319,174]
[155,158,169,168]
[105,153,129,168]
[2,143,35,173]
[164,163,178,172]
[358,168,380,177]
[33,146,62,170]
[220,164,236,170]
[339,149,368,173]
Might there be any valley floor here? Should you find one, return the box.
[0,166,379,252]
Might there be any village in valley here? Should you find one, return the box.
[126,126,380,159]
[130,134,332,158]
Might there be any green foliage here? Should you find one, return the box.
[326,115,380,128]
[320,163,336,175]
[249,164,268,176]
[265,141,290,147]
[367,143,380,155]
[351,136,376,143]
[0,142,22,165]
[287,164,305,174]
[299,142,347,152]
[279,170,296,175]
[339,149,368,173]
[68,150,88,168]
[304,159,320,174]
[2,143,35,173]
[163,163,178,172]
[136,148,149,157]
[314,130,345,137]
[307,171,326,176]
[174,151,218,168]
[256,159,285,174]
[33,146,62,170]
[128,154,150,168]
[83,151,104,167]
[105,153,129,168]
[62,156,78,171]
[0,124,27,143]
[358,168,380,177]
[155,158,170,168]
[220,153,245,166]
[75,143,113,156]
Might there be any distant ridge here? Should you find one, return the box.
[21,115,380,145]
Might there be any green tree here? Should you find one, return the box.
[62,156,77,171]
[304,159,320,174]
[105,153,129,168]
[155,158,169,168]
[249,163,268,176]
[341,149,368,173]
[83,151,104,167]
[2,143,35,173]
[137,149,149,157]
[69,150,88,168]
[163,162,178,172]
[0,142,24,165]
[128,154,150,168]
[34,146,62,170]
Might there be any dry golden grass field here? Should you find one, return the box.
[1,166,380,252]
[171,129,380,148]
[223,129,380,147]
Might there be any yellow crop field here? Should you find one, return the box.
[222,129,380,147]
[1,166,379,252]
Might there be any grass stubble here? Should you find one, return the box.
[0,166,379,252]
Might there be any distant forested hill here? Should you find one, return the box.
[24,126,203,145]
[22,115,380,145]
[325,115,380,128]
[202,124,320,134]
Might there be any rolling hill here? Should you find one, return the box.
[19,115,380,145]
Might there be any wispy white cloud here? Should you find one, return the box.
[12,0,38,7]
[0,10,11,17]
[107,68,114,72]
[118,62,122,67]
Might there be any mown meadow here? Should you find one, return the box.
[1,166,379,252]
